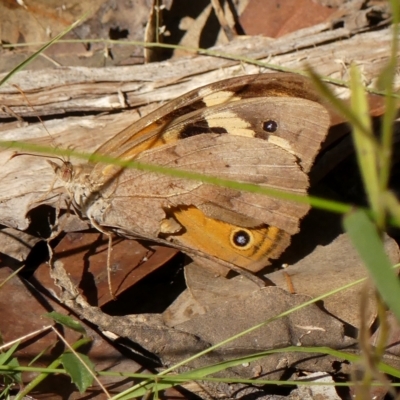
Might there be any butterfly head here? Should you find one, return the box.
[47,159,75,183]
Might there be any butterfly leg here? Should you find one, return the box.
[87,215,116,300]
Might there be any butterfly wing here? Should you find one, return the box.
[156,96,329,173]
[75,74,330,272]
[90,73,328,177]
[93,133,310,232]
[83,133,322,272]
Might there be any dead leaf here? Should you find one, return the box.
[34,232,179,305]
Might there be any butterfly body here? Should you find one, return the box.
[59,73,330,275]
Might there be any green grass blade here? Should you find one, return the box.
[172,346,400,380]
[349,65,381,222]
[114,346,400,398]
[383,191,400,225]
[343,209,400,321]
[0,13,89,87]
[0,342,19,366]
[0,140,353,215]
[44,312,86,335]
[307,68,378,144]
[376,0,400,197]
[0,266,25,289]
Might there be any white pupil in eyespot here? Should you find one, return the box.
[263,120,278,133]
[233,230,250,247]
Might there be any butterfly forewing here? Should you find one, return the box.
[90,73,327,180]
[86,134,310,237]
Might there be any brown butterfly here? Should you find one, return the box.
[53,73,330,284]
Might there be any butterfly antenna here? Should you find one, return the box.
[10,152,65,162]
[13,84,59,150]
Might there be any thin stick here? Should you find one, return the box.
[210,0,236,41]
